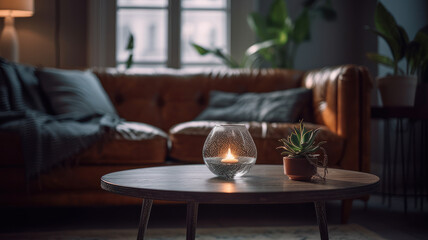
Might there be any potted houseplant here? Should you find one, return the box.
[367,2,428,106]
[277,120,328,181]
[412,27,428,106]
[191,0,336,69]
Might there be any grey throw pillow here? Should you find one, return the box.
[195,88,313,123]
[37,68,117,117]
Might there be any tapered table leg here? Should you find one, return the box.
[137,199,153,240]
[314,201,329,240]
[186,202,199,240]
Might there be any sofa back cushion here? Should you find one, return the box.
[195,88,313,123]
[95,68,304,131]
[37,68,117,117]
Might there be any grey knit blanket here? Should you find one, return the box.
[0,58,119,179]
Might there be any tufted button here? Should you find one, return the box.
[157,95,165,107]
[197,93,205,105]
[115,93,124,105]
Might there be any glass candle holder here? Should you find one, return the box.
[203,125,257,179]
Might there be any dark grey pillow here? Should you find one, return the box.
[37,68,117,117]
[195,88,313,122]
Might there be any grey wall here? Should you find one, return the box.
[1,0,88,68]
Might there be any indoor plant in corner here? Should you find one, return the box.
[191,0,336,69]
[277,120,328,181]
[367,2,428,106]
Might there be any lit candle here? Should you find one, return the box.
[221,148,238,163]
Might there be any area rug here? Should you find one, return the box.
[0,224,385,240]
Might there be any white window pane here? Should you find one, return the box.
[118,0,167,8]
[182,0,227,9]
[181,10,227,64]
[117,9,167,63]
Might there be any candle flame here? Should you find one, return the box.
[221,148,238,163]
[225,148,234,159]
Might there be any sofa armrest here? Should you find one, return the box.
[302,65,372,172]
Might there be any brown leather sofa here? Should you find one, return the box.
[0,65,371,221]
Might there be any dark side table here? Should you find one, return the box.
[371,107,428,212]
[101,165,379,240]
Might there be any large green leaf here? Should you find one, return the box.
[247,13,268,40]
[267,0,288,29]
[126,33,134,50]
[245,39,279,57]
[414,26,428,63]
[407,27,428,75]
[191,43,210,55]
[191,43,240,68]
[406,41,420,74]
[293,9,310,43]
[125,53,133,69]
[366,53,394,68]
[212,49,240,68]
[374,2,405,62]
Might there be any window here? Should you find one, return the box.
[116,0,230,69]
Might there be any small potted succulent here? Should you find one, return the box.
[277,120,328,181]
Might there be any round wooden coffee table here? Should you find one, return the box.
[101,165,379,240]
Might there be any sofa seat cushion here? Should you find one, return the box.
[169,121,345,166]
[77,121,169,165]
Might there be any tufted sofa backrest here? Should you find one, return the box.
[95,68,304,131]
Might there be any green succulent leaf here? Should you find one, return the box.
[290,134,300,148]
[303,129,312,143]
[277,120,326,157]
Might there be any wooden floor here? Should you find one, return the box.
[1,194,427,239]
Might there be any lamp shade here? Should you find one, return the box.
[0,0,34,17]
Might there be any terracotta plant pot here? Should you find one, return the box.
[377,76,417,106]
[283,157,316,181]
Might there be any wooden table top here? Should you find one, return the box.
[101,165,380,204]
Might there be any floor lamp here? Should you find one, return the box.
[0,0,34,62]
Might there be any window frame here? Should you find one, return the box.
[87,0,255,69]
[115,0,231,69]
